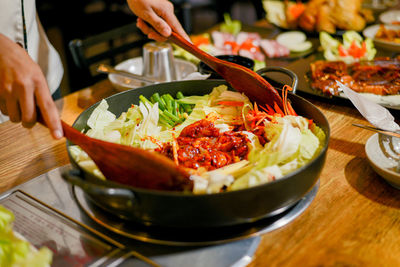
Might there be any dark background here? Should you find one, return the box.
[36,0,263,95]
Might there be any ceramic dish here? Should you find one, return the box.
[379,9,400,24]
[365,133,400,189]
[198,55,255,79]
[363,24,400,52]
[262,0,370,37]
[109,57,197,91]
[269,54,400,111]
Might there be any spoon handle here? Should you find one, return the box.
[61,120,87,146]
[37,110,94,152]
[352,123,400,138]
[169,32,221,71]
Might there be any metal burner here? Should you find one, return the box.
[0,166,319,266]
[74,181,319,246]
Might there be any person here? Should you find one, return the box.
[0,0,187,140]
[0,0,64,139]
[129,0,265,38]
[127,0,190,42]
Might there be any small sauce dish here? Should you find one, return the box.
[198,55,254,79]
[365,133,400,189]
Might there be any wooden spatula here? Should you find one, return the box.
[168,32,284,109]
[52,120,193,191]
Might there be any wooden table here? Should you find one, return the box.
[1,78,399,266]
[2,21,400,265]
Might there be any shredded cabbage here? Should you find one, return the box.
[231,115,324,190]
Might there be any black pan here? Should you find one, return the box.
[62,67,329,228]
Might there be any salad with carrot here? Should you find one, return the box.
[320,31,376,64]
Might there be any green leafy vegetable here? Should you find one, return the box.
[139,92,194,127]
[254,59,266,71]
[0,205,52,267]
[220,13,241,36]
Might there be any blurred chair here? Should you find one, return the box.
[68,22,149,91]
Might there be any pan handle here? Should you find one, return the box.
[61,167,136,203]
[256,66,298,94]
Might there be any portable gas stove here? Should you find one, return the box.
[0,165,318,266]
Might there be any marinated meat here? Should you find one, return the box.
[260,39,290,58]
[310,59,400,96]
[156,119,250,171]
[310,61,349,95]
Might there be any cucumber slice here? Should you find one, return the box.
[276,31,307,47]
[286,41,313,52]
[319,31,339,51]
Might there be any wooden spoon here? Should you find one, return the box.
[168,32,284,109]
[48,33,284,192]
[53,120,193,191]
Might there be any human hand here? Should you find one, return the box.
[127,0,190,42]
[0,34,63,139]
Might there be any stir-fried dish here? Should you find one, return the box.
[310,57,400,96]
[310,31,400,106]
[70,85,325,194]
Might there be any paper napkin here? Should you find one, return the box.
[337,81,400,132]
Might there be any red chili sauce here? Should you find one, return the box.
[156,119,250,171]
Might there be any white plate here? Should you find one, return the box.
[338,92,400,110]
[109,57,197,91]
[379,9,400,24]
[365,133,400,189]
[363,24,400,52]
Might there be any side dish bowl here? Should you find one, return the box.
[366,133,400,189]
[198,55,255,79]
[363,24,400,52]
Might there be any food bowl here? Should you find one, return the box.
[198,55,255,79]
[62,78,329,228]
